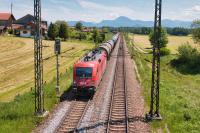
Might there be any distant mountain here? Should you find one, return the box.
[68,21,96,27]
[68,16,192,28]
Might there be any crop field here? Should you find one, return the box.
[127,34,200,132]
[132,34,196,54]
[0,36,94,102]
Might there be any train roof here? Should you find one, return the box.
[81,49,104,62]
[75,49,105,67]
[74,61,97,68]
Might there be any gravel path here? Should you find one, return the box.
[78,36,150,133]
[33,93,73,133]
[124,38,150,132]
[77,37,120,133]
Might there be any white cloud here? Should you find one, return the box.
[76,0,135,22]
[183,4,200,20]
[192,5,200,12]
[0,0,198,22]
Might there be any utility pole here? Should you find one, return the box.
[55,39,61,94]
[11,2,13,15]
[34,0,47,116]
[10,2,13,32]
[146,0,162,120]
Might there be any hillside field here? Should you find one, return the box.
[127,34,200,132]
[0,36,94,101]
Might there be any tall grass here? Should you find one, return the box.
[0,68,73,133]
[126,34,200,133]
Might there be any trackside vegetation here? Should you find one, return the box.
[0,33,113,132]
[125,33,200,133]
[0,68,73,133]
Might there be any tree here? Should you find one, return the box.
[59,23,69,40]
[149,28,168,48]
[48,22,58,40]
[75,22,83,31]
[55,20,66,27]
[170,27,190,36]
[77,31,87,41]
[102,27,109,33]
[192,20,200,44]
[99,33,106,43]
[92,28,100,44]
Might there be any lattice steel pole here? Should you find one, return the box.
[34,0,46,116]
[147,0,162,120]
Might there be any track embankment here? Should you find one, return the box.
[33,35,150,133]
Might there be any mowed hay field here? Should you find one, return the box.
[132,34,196,54]
[0,36,94,101]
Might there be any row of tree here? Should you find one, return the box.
[108,27,191,36]
[47,21,106,43]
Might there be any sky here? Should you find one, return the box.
[0,0,200,22]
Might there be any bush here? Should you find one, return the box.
[7,29,13,34]
[78,32,87,41]
[177,43,200,66]
[44,34,49,40]
[184,112,192,121]
[171,43,200,74]
[149,28,168,48]
[160,47,171,56]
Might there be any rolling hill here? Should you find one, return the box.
[68,16,192,28]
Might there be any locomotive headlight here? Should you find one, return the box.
[89,88,94,91]
[73,87,77,92]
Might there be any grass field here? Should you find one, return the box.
[132,34,196,54]
[0,36,94,132]
[126,34,200,133]
[0,36,94,102]
[0,34,114,132]
[0,68,73,133]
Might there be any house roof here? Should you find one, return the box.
[15,14,47,25]
[0,13,15,21]
[15,14,34,24]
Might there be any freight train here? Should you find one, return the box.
[72,33,120,95]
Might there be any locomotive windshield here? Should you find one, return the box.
[76,67,93,78]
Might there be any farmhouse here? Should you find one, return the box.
[14,14,47,37]
[0,13,16,34]
[82,27,93,33]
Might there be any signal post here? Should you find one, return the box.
[55,39,61,94]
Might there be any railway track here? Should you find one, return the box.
[106,36,129,133]
[56,97,91,133]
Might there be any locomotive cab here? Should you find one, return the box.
[73,64,98,95]
[73,50,107,96]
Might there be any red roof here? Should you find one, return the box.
[0,13,15,20]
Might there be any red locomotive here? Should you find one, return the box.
[73,34,119,95]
